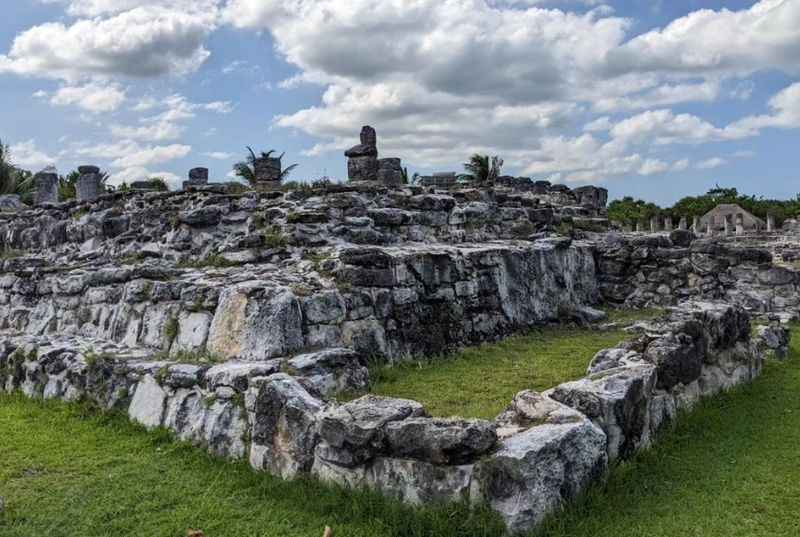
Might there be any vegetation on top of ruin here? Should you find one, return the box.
[464,154,504,184]
[233,147,299,186]
[609,186,800,226]
[0,139,35,205]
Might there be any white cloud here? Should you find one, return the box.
[583,116,612,132]
[606,0,800,78]
[111,144,191,168]
[46,81,127,113]
[106,166,183,188]
[110,122,184,142]
[0,6,216,81]
[75,139,191,168]
[696,157,727,170]
[726,82,800,137]
[203,151,233,160]
[671,158,690,171]
[39,0,220,17]
[8,140,58,170]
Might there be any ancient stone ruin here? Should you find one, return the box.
[0,141,796,533]
[345,126,405,185]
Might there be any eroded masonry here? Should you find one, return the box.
[0,132,796,533]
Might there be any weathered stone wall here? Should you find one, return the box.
[0,302,779,534]
[0,239,598,361]
[595,232,800,319]
[0,184,603,361]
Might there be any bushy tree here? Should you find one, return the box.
[0,139,36,204]
[607,196,662,226]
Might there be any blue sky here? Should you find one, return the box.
[1,0,799,205]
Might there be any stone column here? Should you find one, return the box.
[724,214,733,236]
[76,165,103,202]
[635,221,643,233]
[183,167,209,190]
[33,171,59,205]
[767,214,775,232]
[692,216,700,234]
[377,158,403,186]
[345,126,379,182]
[650,217,658,233]
[707,216,715,236]
[254,156,283,191]
[664,217,673,231]
[735,213,745,235]
[678,217,688,231]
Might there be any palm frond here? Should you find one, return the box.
[279,163,299,180]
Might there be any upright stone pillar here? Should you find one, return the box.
[692,216,700,234]
[767,214,775,232]
[664,217,673,231]
[735,213,745,235]
[33,171,59,205]
[707,216,716,236]
[635,221,643,233]
[345,126,379,182]
[678,217,688,231]
[253,156,283,191]
[650,217,658,233]
[377,158,403,186]
[724,214,733,236]
[183,167,209,190]
[76,165,103,202]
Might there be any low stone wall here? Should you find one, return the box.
[596,232,800,319]
[0,239,598,361]
[0,302,781,534]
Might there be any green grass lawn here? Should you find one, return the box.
[0,396,504,537]
[2,321,798,537]
[368,309,664,419]
[536,324,800,537]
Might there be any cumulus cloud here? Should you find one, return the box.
[109,94,234,142]
[8,140,58,170]
[221,0,800,182]
[0,6,216,81]
[696,157,727,170]
[106,166,182,188]
[203,151,234,160]
[75,138,190,168]
[605,0,800,78]
[39,0,220,17]
[39,81,127,113]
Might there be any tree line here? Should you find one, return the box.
[608,186,800,227]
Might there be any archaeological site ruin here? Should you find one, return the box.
[0,126,797,534]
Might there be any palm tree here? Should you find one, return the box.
[464,154,504,184]
[0,139,35,204]
[233,147,298,186]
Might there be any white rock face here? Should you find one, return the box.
[128,375,167,429]
[208,285,304,361]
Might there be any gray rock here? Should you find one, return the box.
[128,375,167,429]
[472,419,607,534]
[383,417,497,465]
[494,390,587,439]
[316,395,426,467]
[548,364,657,461]
[248,373,325,478]
[287,348,368,398]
